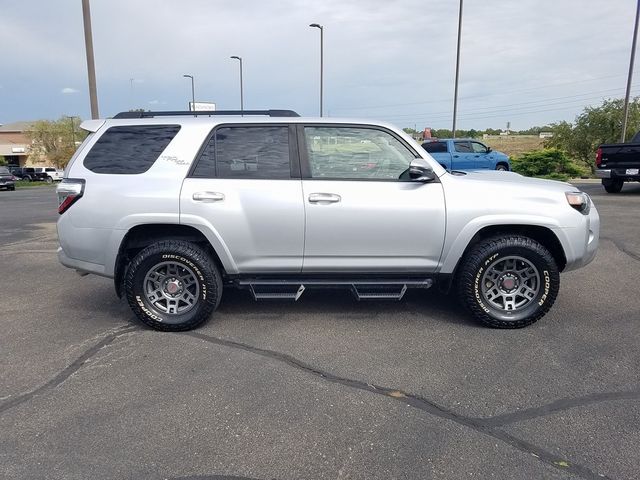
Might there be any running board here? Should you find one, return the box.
[241,278,433,302]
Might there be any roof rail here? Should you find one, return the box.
[113,109,300,119]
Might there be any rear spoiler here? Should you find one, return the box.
[80,119,105,133]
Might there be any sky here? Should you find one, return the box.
[0,0,638,130]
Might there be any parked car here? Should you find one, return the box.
[421,139,511,171]
[57,110,599,332]
[595,130,640,193]
[8,166,49,182]
[33,166,63,182]
[0,167,17,191]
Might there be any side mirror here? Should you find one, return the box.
[487,146,492,153]
[409,158,436,182]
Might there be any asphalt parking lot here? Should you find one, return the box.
[1,182,639,480]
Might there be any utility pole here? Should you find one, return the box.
[622,0,640,142]
[81,0,99,119]
[452,0,463,138]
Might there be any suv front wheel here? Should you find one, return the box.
[124,240,222,331]
[457,235,559,328]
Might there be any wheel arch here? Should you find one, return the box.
[114,223,229,297]
[438,224,567,293]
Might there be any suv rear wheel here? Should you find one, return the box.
[457,235,559,328]
[124,240,222,331]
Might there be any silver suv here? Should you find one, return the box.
[56,110,599,331]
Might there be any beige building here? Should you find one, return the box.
[0,121,42,166]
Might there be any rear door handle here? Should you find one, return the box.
[308,193,341,204]
[193,191,225,202]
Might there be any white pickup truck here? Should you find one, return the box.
[34,167,63,182]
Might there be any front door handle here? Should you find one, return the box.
[308,193,341,204]
[193,191,225,202]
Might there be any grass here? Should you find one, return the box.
[482,135,545,158]
[14,180,56,189]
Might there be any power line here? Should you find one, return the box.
[332,73,628,112]
[377,85,639,121]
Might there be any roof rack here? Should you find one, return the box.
[113,109,300,119]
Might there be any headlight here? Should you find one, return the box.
[565,191,590,215]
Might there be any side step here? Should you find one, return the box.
[240,278,432,302]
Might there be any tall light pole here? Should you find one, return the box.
[183,74,195,112]
[309,23,324,117]
[81,0,99,119]
[230,56,244,114]
[621,0,640,142]
[452,0,463,138]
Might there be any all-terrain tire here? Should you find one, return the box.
[457,235,559,328]
[124,240,222,331]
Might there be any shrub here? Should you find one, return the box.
[511,148,588,181]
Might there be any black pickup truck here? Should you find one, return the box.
[7,166,50,182]
[596,130,640,193]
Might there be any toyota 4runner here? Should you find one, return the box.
[56,110,599,331]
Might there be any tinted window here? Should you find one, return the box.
[304,126,417,180]
[422,141,447,153]
[454,141,472,153]
[192,126,290,179]
[84,125,180,174]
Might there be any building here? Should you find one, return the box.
[0,121,35,166]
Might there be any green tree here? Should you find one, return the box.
[545,97,640,173]
[0,156,6,166]
[28,117,86,168]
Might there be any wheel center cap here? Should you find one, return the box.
[499,274,519,292]
[164,278,182,295]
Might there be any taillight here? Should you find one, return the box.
[595,147,602,167]
[57,179,85,214]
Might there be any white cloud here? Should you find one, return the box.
[61,87,79,94]
[148,99,166,105]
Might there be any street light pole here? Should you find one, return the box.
[183,74,195,112]
[81,0,99,119]
[309,23,324,117]
[621,0,640,142]
[230,56,244,114]
[452,0,463,138]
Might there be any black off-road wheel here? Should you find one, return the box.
[457,235,559,328]
[602,179,623,193]
[124,240,222,331]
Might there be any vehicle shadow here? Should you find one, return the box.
[215,286,475,328]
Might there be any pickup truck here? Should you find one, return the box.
[595,130,640,193]
[7,166,50,182]
[421,139,510,171]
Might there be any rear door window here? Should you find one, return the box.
[192,126,291,179]
[83,125,180,174]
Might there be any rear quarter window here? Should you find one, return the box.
[422,141,447,153]
[83,125,181,174]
